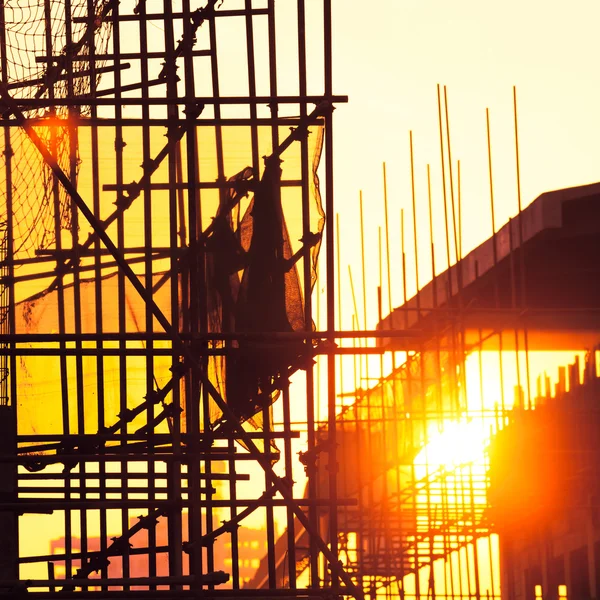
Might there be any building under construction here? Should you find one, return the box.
[1,2,600,599]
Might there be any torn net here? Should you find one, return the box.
[206,129,325,429]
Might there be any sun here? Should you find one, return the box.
[415,419,489,472]
[412,419,491,510]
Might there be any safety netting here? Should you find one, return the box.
[207,135,325,430]
[0,0,113,259]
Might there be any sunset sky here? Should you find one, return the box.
[328,0,600,325]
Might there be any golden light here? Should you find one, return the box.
[415,419,489,472]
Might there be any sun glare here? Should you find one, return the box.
[416,420,489,472]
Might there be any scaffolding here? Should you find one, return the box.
[0,0,364,596]
[2,2,600,599]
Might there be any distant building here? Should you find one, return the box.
[49,512,269,588]
[489,354,600,600]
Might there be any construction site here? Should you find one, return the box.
[1,1,600,599]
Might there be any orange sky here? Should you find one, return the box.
[326,0,600,327]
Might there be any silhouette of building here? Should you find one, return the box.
[489,354,600,600]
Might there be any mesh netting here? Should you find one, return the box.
[0,0,113,260]
[2,0,113,111]
[207,129,325,428]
